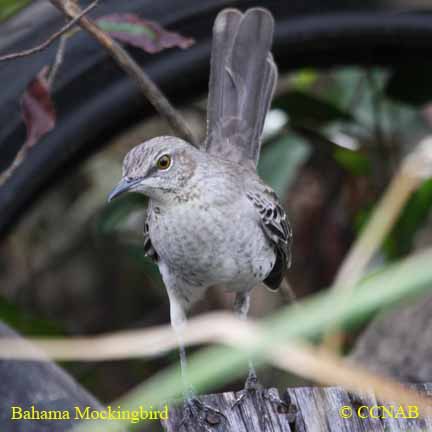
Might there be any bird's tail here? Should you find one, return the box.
[204,8,277,167]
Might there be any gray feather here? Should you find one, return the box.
[246,186,292,290]
[205,8,277,167]
[206,9,242,139]
[254,55,277,148]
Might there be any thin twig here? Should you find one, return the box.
[0,142,29,185]
[47,34,68,86]
[0,0,99,62]
[49,0,197,146]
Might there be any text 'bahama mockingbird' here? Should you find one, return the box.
[109,7,292,427]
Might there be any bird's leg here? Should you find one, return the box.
[233,292,259,390]
[176,330,224,430]
[232,292,289,422]
[167,290,225,430]
[232,292,263,405]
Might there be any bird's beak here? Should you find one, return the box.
[108,178,141,202]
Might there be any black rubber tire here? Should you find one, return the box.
[0,322,103,432]
[1,0,432,237]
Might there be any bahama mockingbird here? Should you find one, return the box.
[109,7,292,427]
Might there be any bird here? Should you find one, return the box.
[109,7,292,427]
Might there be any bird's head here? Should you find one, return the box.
[108,136,199,203]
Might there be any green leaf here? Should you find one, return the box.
[97,21,157,39]
[333,147,371,176]
[354,178,432,260]
[385,179,432,258]
[96,13,194,54]
[0,0,30,22]
[258,132,310,197]
[274,91,353,128]
[329,68,430,147]
[290,69,318,91]
[324,68,366,108]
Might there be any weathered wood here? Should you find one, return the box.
[162,384,432,431]
[162,388,294,432]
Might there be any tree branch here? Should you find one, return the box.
[47,33,68,86]
[0,0,99,62]
[49,0,198,146]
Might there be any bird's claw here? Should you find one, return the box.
[233,385,290,410]
[180,396,226,431]
[232,370,262,408]
[232,374,291,429]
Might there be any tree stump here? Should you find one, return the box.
[162,384,432,431]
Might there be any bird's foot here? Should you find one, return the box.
[232,373,291,429]
[180,396,226,431]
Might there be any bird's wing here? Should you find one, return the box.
[204,8,277,167]
[143,217,158,262]
[246,186,292,290]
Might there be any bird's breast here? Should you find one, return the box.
[148,199,275,289]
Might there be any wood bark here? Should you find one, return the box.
[163,384,432,431]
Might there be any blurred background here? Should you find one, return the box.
[2,0,432,426]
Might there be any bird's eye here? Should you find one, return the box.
[156,154,171,170]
